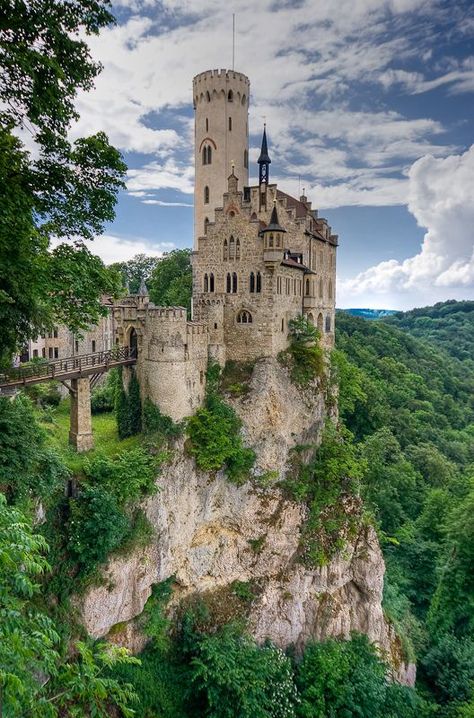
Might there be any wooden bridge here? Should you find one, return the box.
[0,346,136,452]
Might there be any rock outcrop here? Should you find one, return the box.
[78,358,415,685]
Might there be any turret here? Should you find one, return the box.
[193,69,250,247]
[259,200,286,267]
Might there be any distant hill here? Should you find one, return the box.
[340,308,398,320]
[384,299,474,365]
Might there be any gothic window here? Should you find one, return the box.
[207,146,212,164]
[206,90,211,102]
[223,238,228,260]
[226,273,231,293]
[204,273,209,292]
[319,278,323,298]
[202,147,207,165]
[206,118,209,131]
[228,90,233,102]
[269,233,274,248]
[229,235,235,260]
[229,117,232,131]
[305,278,310,296]
[232,272,238,293]
[256,271,262,293]
[237,310,252,324]
[250,211,257,221]
[210,273,215,292]
[236,238,240,260]
[244,150,248,169]
[317,313,324,331]
[204,186,209,204]
[250,272,255,293]
[204,217,209,234]
[325,314,332,333]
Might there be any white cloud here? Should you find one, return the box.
[50,235,175,264]
[338,145,474,307]
[141,199,193,206]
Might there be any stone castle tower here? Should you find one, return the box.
[193,69,250,245]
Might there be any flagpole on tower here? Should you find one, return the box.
[232,13,235,70]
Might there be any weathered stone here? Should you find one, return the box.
[68,377,94,452]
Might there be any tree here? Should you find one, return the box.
[0,1,126,364]
[109,254,160,294]
[148,249,193,315]
[0,494,138,716]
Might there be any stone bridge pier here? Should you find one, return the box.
[68,377,94,452]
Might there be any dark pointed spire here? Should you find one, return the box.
[258,124,271,166]
[260,200,286,235]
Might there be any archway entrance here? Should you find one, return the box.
[129,328,138,357]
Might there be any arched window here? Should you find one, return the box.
[209,273,215,292]
[204,185,209,204]
[229,117,232,131]
[232,272,238,293]
[250,212,257,221]
[237,310,252,324]
[226,273,231,293]
[319,278,323,298]
[305,278,310,296]
[244,150,248,168]
[281,317,284,332]
[328,280,333,300]
[250,272,255,293]
[206,118,209,131]
[325,314,332,333]
[207,146,212,164]
[228,90,233,102]
[269,233,274,248]
[204,217,209,234]
[202,147,207,165]
[317,313,324,331]
[236,238,240,260]
[256,271,262,293]
[307,313,314,324]
[229,235,235,260]
[276,233,281,247]
[206,90,211,102]
[223,238,228,261]
[204,273,209,292]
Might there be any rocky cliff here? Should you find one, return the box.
[78,358,415,685]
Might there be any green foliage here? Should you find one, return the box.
[0,394,69,502]
[148,249,193,316]
[115,367,142,439]
[91,368,118,414]
[0,495,139,717]
[25,381,62,407]
[191,625,298,718]
[420,633,474,706]
[143,398,183,438]
[0,2,125,363]
[281,315,325,386]
[66,485,130,579]
[284,422,366,565]
[83,447,158,507]
[187,362,256,484]
[296,633,428,718]
[109,253,160,294]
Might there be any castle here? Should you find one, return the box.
[114,68,338,421]
[15,69,338,430]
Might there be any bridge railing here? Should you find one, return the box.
[1,346,136,385]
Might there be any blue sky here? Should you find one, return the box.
[72,0,474,309]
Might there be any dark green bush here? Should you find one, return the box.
[279,315,324,386]
[91,369,118,414]
[186,362,255,484]
[83,447,158,507]
[25,381,61,406]
[66,485,130,578]
[143,399,183,438]
[115,367,142,438]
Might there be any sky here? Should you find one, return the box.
[72,0,474,309]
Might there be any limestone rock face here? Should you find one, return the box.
[78,358,415,685]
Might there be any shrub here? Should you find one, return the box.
[143,399,183,438]
[128,369,142,435]
[115,367,142,438]
[66,485,130,578]
[186,361,255,484]
[280,315,324,387]
[84,447,158,507]
[191,625,298,718]
[91,370,118,414]
[25,381,62,407]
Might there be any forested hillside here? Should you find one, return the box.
[385,300,474,366]
[334,310,474,715]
